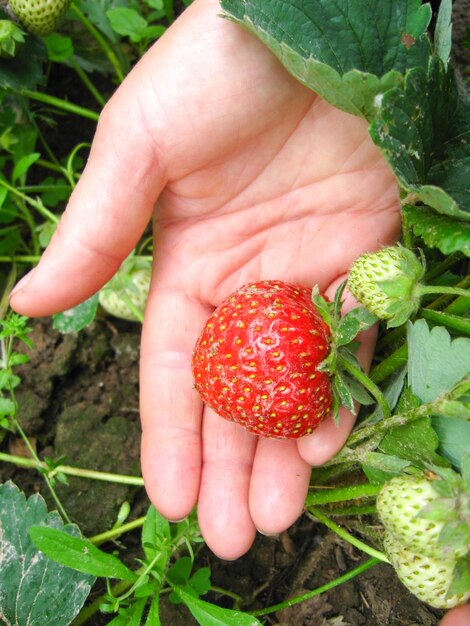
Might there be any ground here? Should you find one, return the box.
[0,318,446,625]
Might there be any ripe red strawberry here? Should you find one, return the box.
[192,280,332,438]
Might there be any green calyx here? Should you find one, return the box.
[0,19,24,57]
[311,283,387,422]
[348,245,425,328]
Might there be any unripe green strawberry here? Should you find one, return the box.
[7,0,71,36]
[348,245,424,327]
[99,266,151,322]
[377,474,443,558]
[384,533,470,609]
[377,474,469,560]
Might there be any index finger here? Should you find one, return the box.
[9,73,166,317]
[140,283,211,521]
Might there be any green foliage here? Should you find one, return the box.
[370,58,470,221]
[220,0,431,118]
[407,319,470,404]
[53,294,100,333]
[402,204,470,256]
[0,481,95,626]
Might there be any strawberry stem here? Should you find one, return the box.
[307,483,381,505]
[20,89,100,122]
[0,451,145,485]
[418,285,470,299]
[248,557,380,617]
[308,507,390,563]
[337,353,391,418]
[70,2,126,83]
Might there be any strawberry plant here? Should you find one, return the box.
[0,0,469,624]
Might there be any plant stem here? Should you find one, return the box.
[0,179,59,223]
[72,580,133,625]
[249,557,380,617]
[306,483,381,506]
[70,3,125,83]
[21,88,99,121]
[0,256,40,264]
[324,504,377,516]
[9,414,72,523]
[421,308,470,335]
[37,158,73,176]
[337,353,391,418]
[0,451,144,485]
[210,586,244,607]
[89,516,146,545]
[370,343,408,384]
[69,57,107,107]
[418,285,470,299]
[308,507,389,563]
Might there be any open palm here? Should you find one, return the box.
[10,0,399,558]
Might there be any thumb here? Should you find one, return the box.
[9,70,166,317]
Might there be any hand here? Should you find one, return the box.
[10,0,400,558]
[439,605,470,626]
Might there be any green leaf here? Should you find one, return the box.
[0,396,15,417]
[407,320,470,403]
[37,221,57,249]
[44,32,74,62]
[0,481,94,626]
[52,293,99,333]
[0,33,46,90]
[311,285,333,328]
[168,558,212,605]
[106,8,149,42]
[402,204,470,257]
[220,0,431,118]
[333,374,355,413]
[142,504,170,563]
[172,586,263,626]
[337,307,377,346]
[433,0,452,66]
[107,598,148,626]
[342,374,374,406]
[362,451,411,474]
[432,416,470,471]
[145,591,161,626]
[370,59,470,220]
[378,416,443,467]
[29,526,137,581]
[12,152,41,184]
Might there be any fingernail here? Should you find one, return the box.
[9,269,35,300]
[256,528,279,538]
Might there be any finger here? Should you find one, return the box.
[297,276,377,465]
[439,605,470,626]
[249,438,311,535]
[10,67,166,317]
[140,286,209,522]
[197,408,257,560]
